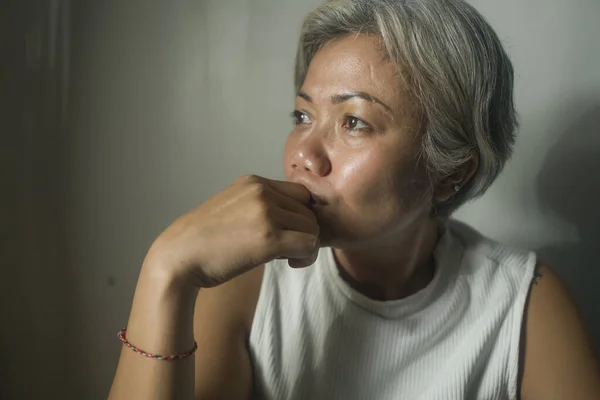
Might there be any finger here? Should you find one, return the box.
[265,179,312,205]
[269,190,317,223]
[274,231,320,260]
[272,208,319,236]
[288,250,319,269]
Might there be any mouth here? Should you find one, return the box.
[309,193,327,206]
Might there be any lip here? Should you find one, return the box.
[288,175,332,206]
[309,193,328,206]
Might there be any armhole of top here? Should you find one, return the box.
[507,251,538,400]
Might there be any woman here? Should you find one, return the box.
[108,0,600,399]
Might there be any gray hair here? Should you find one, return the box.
[295,0,517,217]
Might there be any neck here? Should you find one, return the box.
[332,218,441,301]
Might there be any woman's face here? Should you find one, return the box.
[284,35,432,248]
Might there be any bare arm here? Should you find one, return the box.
[107,265,263,400]
[108,265,199,400]
[193,266,263,399]
[520,263,600,400]
[107,175,318,400]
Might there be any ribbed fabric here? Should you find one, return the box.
[249,220,536,400]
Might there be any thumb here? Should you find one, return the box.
[288,248,320,269]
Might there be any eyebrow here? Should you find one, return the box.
[297,90,394,115]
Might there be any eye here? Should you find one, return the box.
[342,115,372,133]
[291,110,311,126]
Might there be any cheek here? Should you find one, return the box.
[333,150,369,190]
[332,148,423,212]
[333,149,397,198]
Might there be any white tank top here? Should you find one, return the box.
[249,220,536,400]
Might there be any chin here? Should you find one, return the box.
[315,209,430,250]
[315,215,372,249]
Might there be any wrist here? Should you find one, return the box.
[140,259,199,298]
[124,263,200,355]
[143,236,212,290]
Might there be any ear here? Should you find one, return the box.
[432,152,479,204]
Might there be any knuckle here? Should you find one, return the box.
[247,183,271,205]
[249,181,268,197]
[257,221,278,243]
[237,174,261,185]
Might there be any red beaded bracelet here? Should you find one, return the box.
[117,327,198,361]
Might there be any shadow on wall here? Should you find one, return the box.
[536,100,600,355]
[0,1,76,398]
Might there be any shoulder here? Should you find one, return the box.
[447,220,535,281]
[447,221,600,398]
[447,219,527,260]
[519,262,600,399]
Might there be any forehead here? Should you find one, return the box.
[302,35,406,106]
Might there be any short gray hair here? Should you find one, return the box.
[295,0,517,217]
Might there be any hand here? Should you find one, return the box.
[144,175,320,288]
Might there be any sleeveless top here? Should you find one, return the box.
[249,220,536,400]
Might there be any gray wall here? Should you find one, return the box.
[1,0,73,398]
[2,0,599,398]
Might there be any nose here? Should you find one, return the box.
[289,135,331,177]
